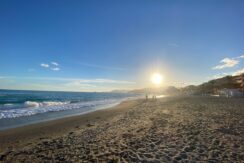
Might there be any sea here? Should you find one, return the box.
[0,89,141,130]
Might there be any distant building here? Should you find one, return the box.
[218,88,244,98]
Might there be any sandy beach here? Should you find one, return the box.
[0,96,243,162]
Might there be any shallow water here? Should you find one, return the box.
[0,89,140,130]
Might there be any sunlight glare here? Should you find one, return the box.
[151,73,163,85]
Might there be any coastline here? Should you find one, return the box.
[0,99,142,153]
[0,97,140,131]
[0,96,243,162]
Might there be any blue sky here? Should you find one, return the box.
[0,0,244,91]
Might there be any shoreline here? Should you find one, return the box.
[0,100,124,131]
[0,94,144,131]
[0,96,243,162]
[0,99,142,153]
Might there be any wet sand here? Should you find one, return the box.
[0,96,243,162]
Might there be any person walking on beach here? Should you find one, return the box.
[145,94,148,101]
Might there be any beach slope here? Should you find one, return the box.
[0,97,243,162]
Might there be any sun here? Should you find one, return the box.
[151,73,163,85]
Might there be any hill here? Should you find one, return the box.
[181,73,244,95]
[129,86,180,95]
[126,73,244,95]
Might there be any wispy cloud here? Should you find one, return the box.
[40,62,60,71]
[50,67,60,71]
[63,81,96,88]
[0,76,15,79]
[48,77,135,84]
[80,78,135,84]
[232,68,244,76]
[0,76,15,83]
[40,63,49,68]
[212,58,239,70]
[51,62,59,66]
[210,67,244,80]
[237,55,244,59]
[1,76,135,84]
[0,76,135,92]
[212,54,244,70]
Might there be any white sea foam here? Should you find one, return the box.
[24,101,70,108]
[0,99,122,119]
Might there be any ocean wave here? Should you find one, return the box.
[24,101,70,108]
[0,99,121,119]
[3,103,14,106]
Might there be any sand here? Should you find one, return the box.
[0,96,243,162]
